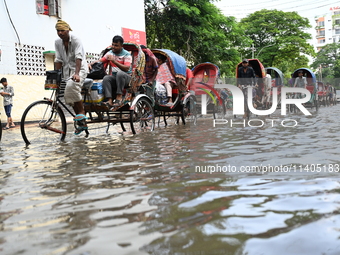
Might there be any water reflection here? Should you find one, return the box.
[0,106,340,254]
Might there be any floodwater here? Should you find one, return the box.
[1,105,340,255]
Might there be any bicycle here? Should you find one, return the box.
[20,42,155,145]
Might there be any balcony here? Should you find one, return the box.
[316,34,325,39]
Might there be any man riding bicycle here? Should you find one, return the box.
[237,59,257,116]
[237,59,256,88]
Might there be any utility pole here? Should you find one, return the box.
[251,44,255,59]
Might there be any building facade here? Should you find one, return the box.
[315,6,340,51]
[0,0,145,123]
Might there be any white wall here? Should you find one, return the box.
[0,0,145,53]
[61,0,146,53]
[0,0,145,123]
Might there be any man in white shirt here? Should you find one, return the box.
[54,20,89,135]
[294,70,307,88]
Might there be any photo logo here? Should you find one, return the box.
[220,85,312,116]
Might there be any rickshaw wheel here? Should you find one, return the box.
[130,97,155,134]
[181,96,197,125]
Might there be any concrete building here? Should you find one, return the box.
[315,6,340,51]
[0,0,145,123]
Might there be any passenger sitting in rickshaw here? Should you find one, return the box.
[155,54,176,107]
[88,35,132,110]
[141,45,158,86]
[293,70,307,100]
[293,70,307,89]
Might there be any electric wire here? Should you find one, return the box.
[217,0,340,18]
[3,0,21,46]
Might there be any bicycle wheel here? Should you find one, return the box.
[181,95,197,125]
[130,97,155,134]
[21,100,67,145]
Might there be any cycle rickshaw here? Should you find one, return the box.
[289,68,318,113]
[190,62,224,119]
[142,49,197,126]
[236,58,266,118]
[264,67,284,110]
[20,42,155,145]
[316,81,328,106]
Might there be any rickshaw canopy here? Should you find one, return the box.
[292,68,316,85]
[265,67,284,86]
[152,49,187,78]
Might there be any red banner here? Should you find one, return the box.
[121,28,146,46]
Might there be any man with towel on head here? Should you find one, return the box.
[54,20,89,135]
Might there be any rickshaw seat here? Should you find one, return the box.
[306,85,314,93]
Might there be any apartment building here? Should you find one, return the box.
[315,6,340,51]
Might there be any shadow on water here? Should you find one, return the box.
[1,106,340,254]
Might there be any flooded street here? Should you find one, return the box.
[1,105,340,255]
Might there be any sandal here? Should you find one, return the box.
[164,102,174,107]
[109,100,123,111]
[2,127,9,130]
[112,99,122,107]
[102,101,113,109]
[73,114,88,121]
[74,125,88,135]
[73,114,88,135]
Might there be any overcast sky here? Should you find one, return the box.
[214,0,339,20]
[214,0,340,39]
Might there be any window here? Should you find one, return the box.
[36,0,61,18]
[318,39,325,44]
[335,29,340,34]
[335,19,340,25]
[318,30,325,36]
[318,21,325,27]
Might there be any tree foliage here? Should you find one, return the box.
[310,43,340,81]
[144,0,247,76]
[333,59,340,80]
[239,9,315,75]
[311,43,340,68]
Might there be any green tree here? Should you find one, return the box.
[144,0,248,76]
[333,58,340,79]
[311,43,340,79]
[239,9,315,73]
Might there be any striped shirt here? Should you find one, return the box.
[101,49,132,75]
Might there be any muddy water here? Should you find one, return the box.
[1,105,340,255]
